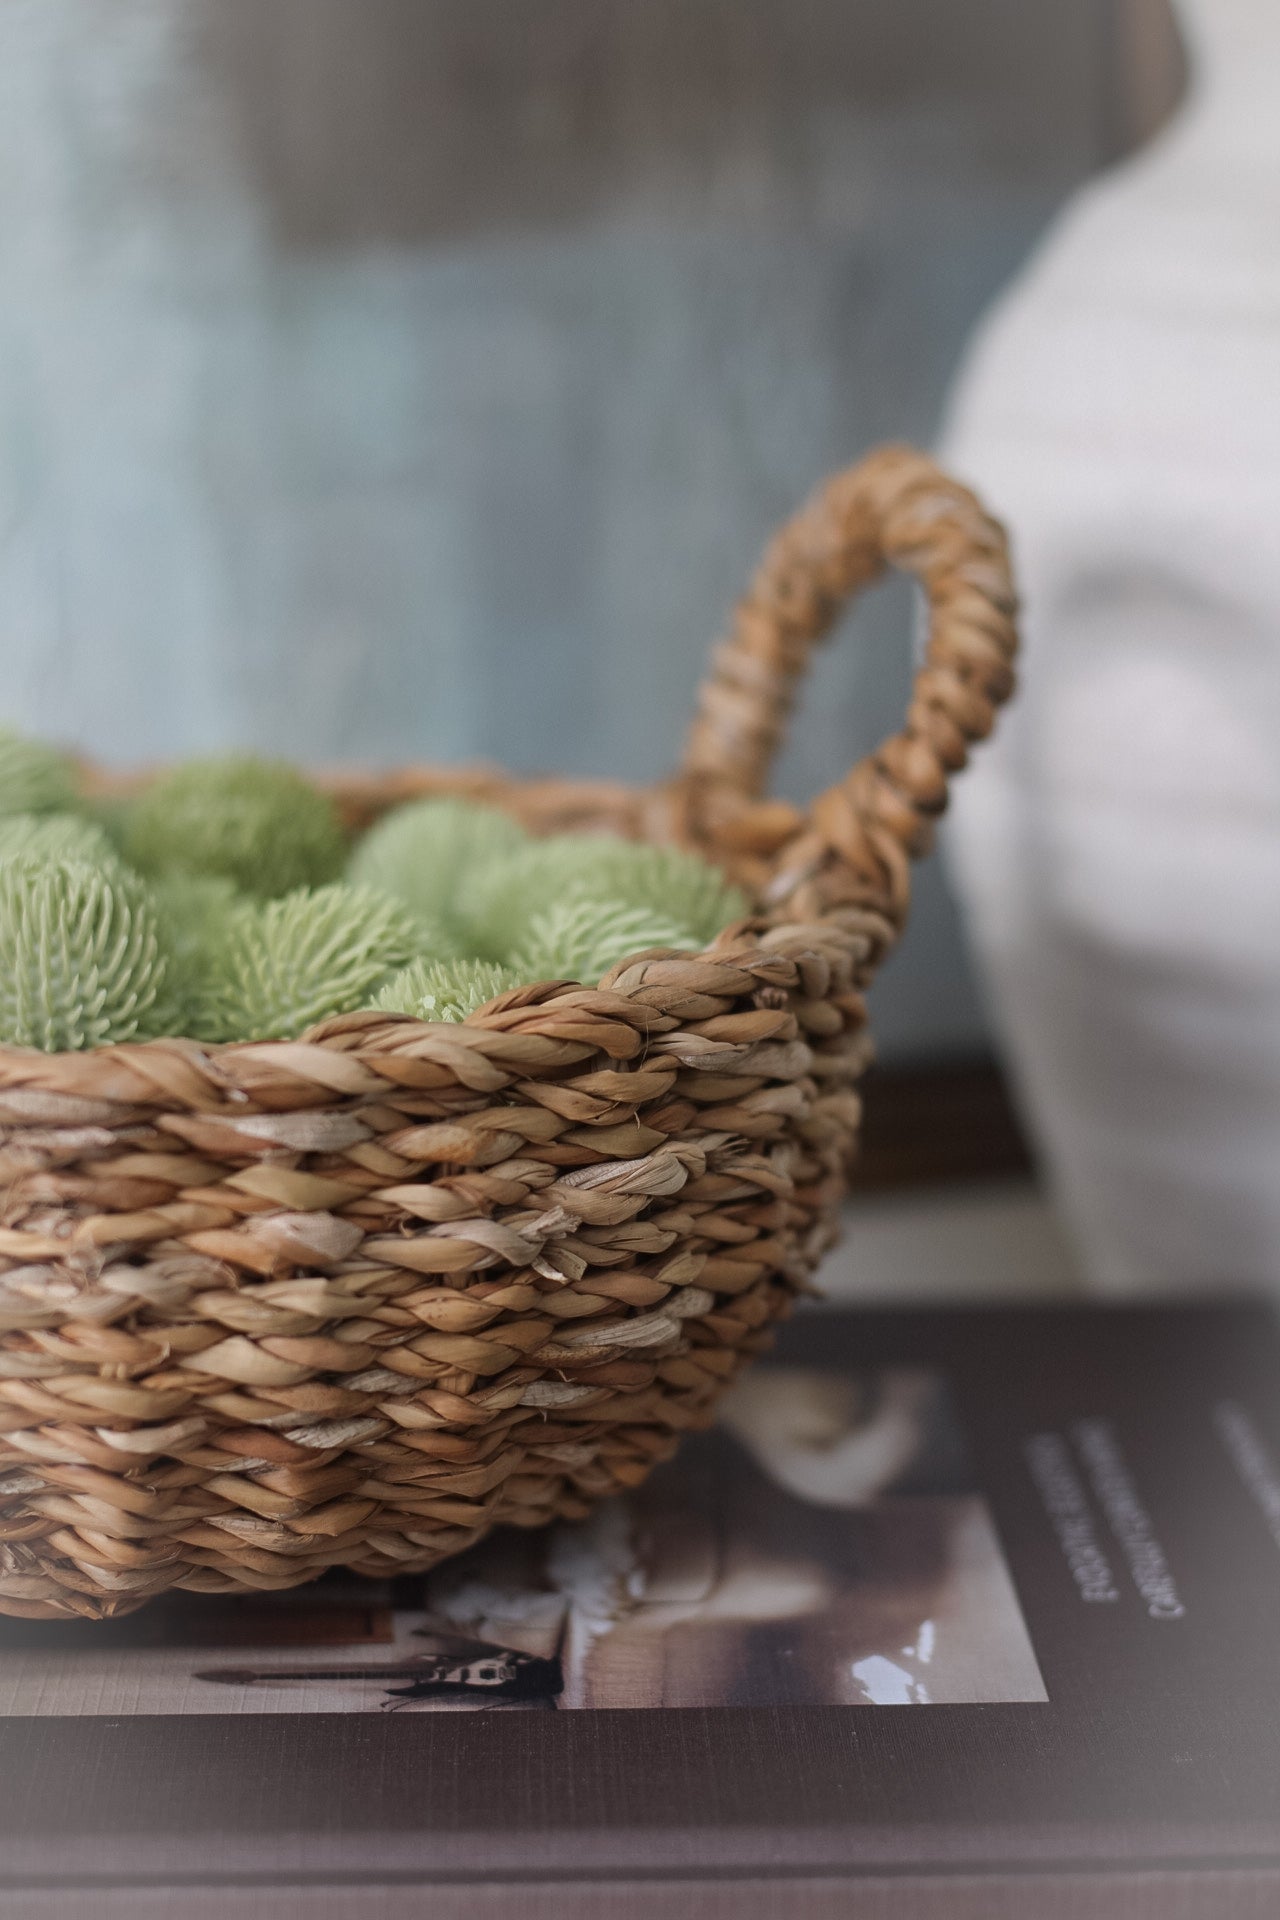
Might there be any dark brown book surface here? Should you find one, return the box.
[3,1300,1280,1916]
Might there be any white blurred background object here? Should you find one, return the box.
[944,0,1280,1292]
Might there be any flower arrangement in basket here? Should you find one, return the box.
[0,447,1015,1619]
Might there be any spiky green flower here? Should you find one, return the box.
[123,754,346,899]
[0,727,78,819]
[349,797,527,941]
[374,957,519,1024]
[0,859,167,1051]
[585,842,751,943]
[0,811,124,874]
[81,792,135,857]
[511,897,694,984]
[151,873,242,966]
[193,883,422,1042]
[456,836,599,958]
[147,873,243,1037]
[460,834,750,958]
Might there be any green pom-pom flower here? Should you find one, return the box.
[579,842,751,943]
[349,797,527,941]
[151,873,242,966]
[0,811,123,873]
[460,834,750,958]
[81,792,135,857]
[374,957,518,1023]
[456,837,590,957]
[0,727,78,819]
[148,874,243,1036]
[511,897,693,984]
[123,754,346,898]
[194,883,422,1042]
[0,859,167,1051]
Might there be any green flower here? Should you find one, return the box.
[511,897,694,984]
[148,873,244,1037]
[81,791,135,857]
[0,859,167,1051]
[193,883,423,1042]
[461,834,749,958]
[349,797,527,941]
[0,811,124,873]
[123,754,346,898]
[0,727,78,819]
[374,957,518,1023]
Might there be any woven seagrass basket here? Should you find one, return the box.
[0,447,1015,1619]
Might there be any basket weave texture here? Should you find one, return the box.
[0,448,1016,1619]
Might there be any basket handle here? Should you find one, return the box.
[679,445,1017,924]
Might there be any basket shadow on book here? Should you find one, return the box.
[0,447,1016,1620]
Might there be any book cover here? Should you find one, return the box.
[3,1300,1280,1915]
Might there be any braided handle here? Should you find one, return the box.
[681,445,1017,924]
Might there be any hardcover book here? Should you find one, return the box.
[3,1300,1280,1916]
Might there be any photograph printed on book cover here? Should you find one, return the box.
[0,1362,1045,1713]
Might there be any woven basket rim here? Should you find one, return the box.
[12,752,891,1070]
